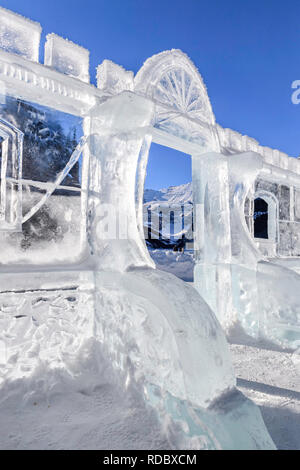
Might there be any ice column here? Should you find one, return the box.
[86,91,155,271]
[227,151,264,265]
[226,152,265,340]
[192,152,233,328]
[192,150,265,335]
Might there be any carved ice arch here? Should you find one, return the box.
[134,49,215,126]
[134,50,219,257]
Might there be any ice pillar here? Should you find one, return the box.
[86,92,155,272]
[193,150,264,333]
[227,151,263,265]
[192,152,233,328]
[226,152,264,338]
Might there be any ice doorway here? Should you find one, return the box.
[141,142,194,282]
[254,197,268,239]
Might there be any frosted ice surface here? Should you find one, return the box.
[0,117,23,232]
[44,33,90,83]
[0,267,275,449]
[95,269,235,408]
[0,96,86,264]
[257,261,300,349]
[152,387,276,449]
[0,7,41,62]
[97,60,134,94]
[192,151,300,349]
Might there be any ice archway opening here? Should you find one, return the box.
[253,190,279,243]
[140,143,194,281]
[133,50,219,265]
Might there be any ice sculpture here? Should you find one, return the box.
[0,7,41,62]
[97,60,134,95]
[45,34,90,83]
[0,7,294,449]
[0,97,86,264]
[193,149,300,350]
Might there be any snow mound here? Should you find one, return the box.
[0,339,177,450]
[0,268,275,449]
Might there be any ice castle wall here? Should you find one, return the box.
[0,6,283,448]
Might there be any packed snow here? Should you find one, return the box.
[148,248,194,282]
[0,338,296,449]
[230,343,300,450]
[0,268,275,450]
[0,340,174,450]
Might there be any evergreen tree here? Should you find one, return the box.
[0,97,80,187]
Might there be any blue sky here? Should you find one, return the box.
[2,0,300,189]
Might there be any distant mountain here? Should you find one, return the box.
[144,182,192,206]
[143,182,193,250]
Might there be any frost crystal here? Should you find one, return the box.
[97,60,134,94]
[0,7,41,62]
[44,33,90,83]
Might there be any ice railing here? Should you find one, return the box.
[216,124,300,176]
[0,6,97,121]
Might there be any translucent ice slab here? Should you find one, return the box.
[0,267,275,449]
[0,7,41,62]
[44,34,89,83]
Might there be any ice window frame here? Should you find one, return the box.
[253,190,279,243]
[0,117,23,232]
